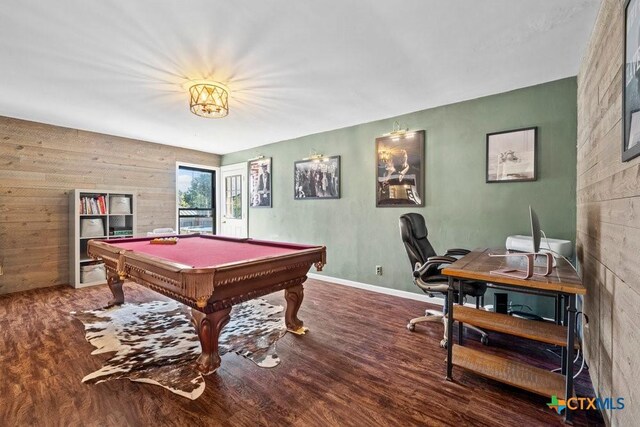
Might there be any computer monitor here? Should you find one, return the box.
[529,206,541,254]
[488,206,553,279]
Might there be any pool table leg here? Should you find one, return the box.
[285,284,307,335]
[106,272,125,307]
[191,307,231,375]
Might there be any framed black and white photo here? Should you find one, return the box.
[629,110,640,152]
[486,127,537,183]
[248,157,271,207]
[375,130,424,207]
[294,156,340,200]
[624,0,640,162]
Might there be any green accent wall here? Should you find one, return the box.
[222,77,577,318]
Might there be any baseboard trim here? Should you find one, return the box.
[307,273,446,307]
[307,273,563,322]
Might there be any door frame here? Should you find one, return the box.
[175,162,220,235]
[220,162,249,238]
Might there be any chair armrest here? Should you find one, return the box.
[445,248,470,257]
[413,256,457,277]
[428,255,458,263]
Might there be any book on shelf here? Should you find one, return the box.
[98,196,106,214]
[79,195,107,215]
[109,227,133,236]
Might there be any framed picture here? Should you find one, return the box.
[375,130,425,207]
[294,156,340,199]
[248,157,271,207]
[624,0,640,162]
[486,127,537,183]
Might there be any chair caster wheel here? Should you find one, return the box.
[407,323,416,332]
[481,335,489,345]
[440,339,448,348]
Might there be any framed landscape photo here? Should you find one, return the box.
[294,156,340,200]
[248,157,272,207]
[486,127,537,183]
[375,130,424,207]
[624,0,640,162]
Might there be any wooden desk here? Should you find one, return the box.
[442,248,585,423]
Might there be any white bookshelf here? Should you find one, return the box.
[69,189,137,288]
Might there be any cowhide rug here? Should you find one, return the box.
[72,299,286,399]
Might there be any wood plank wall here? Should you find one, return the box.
[0,116,220,295]
[577,0,640,424]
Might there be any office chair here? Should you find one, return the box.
[399,213,489,347]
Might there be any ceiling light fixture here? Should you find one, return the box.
[189,82,229,118]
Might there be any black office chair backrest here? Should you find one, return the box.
[400,213,487,297]
[399,213,438,273]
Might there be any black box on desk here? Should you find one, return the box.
[494,293,508,314]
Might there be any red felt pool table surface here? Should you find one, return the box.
[88,233,326,375]
[105,234,319,268]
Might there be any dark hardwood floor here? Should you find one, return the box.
[0,279,603,426]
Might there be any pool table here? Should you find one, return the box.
[87,234,326,374]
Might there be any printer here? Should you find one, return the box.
[505,235,573,258]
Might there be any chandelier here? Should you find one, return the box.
[189,82,229,118]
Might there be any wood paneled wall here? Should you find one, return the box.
[0,116,220,295]
[577,0,640,425]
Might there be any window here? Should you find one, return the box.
[225,175,243,219]
[177,166,215,234]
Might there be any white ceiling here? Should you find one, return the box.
[0,1,600,155]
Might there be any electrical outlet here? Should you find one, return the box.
[375,265,382,276]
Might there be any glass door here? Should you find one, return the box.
[220,163,248,237]
[177,166,215,234]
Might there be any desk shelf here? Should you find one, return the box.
[453,306,579,349]
[451,344,567,399]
